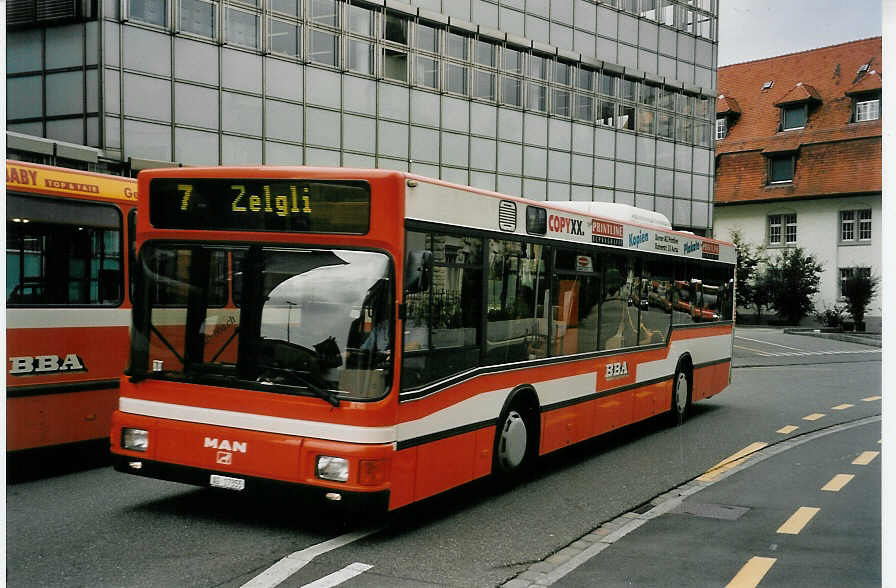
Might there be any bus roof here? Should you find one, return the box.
[6,160,137,205]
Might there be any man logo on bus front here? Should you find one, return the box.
[204,437,247,465]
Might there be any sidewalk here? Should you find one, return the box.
[502,417,881,587]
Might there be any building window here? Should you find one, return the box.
[226,8,259,48]
[446,63,468,95]
[768,213,797,246]
[575,94,594,122]
[129,0,166,25]
[270,0,299,17]
[840,209,872,242]
[768,154,794,183]
[181,0,216,37]
[383,48,408,82]
[839,267,871,297]
[268,18,300,56]
[447,31,468,60]
[348,39,374,74]
[415,56,438,89]
[416,22,438,52]
[310,0,338,27]
[781,104,807,130]
[347,3,373,35]
[474,69,496,101]
[855,97,880,122]
[310,29,338,66]
[715,117,727,140]
[501,76,522,107]
[384,12,408,45]
[527,81,547,112]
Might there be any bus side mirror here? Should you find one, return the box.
[405,250,433,294]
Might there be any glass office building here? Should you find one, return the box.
[7,0,718,232]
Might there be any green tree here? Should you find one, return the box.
[841,268,879,330]
[729,229,761,317]
[764,248,823,325]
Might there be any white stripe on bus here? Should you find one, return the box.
[636,334,732,382]
[7,308,131,329]
[119,397,397,444]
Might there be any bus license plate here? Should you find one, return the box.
[210,474,246,491]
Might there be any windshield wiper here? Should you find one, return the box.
[295,373,341,407]
[256,366,340,407]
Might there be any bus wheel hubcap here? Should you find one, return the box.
[499,411,527,470]
[675,373,688,413]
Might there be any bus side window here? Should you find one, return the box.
[672,260,701,324]
[7,194,123,306]
[640,258,672,343]
[599,254,639,350]
[485,240,549,364]
[402,231,483,390]
[552,248,601,356]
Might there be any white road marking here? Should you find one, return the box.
[301,563,374,588]
[742,349,878,358]
[242,528,380,588]
[734,335,805,351]
[734,345,775,357]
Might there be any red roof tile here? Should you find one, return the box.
[846,70,882,95]
[715,37,882,204]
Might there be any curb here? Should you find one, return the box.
[783,329,881,348]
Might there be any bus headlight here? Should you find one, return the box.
[122,428,149,452]
[316,456,349,482]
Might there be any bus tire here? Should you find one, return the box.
[493,392,539,484]
[670,359,692,426]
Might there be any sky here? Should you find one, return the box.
[717,0,883,66]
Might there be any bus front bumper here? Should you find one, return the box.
[113,456,390,513]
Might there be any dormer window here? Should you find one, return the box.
[781,104,807,130]
[715,94,740,139]
[854,93,881,122]
[775,83,820,131]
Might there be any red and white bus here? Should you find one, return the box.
[7,161,137,453]
[111,167,735,512]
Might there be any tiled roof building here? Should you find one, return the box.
[712,37,881,327]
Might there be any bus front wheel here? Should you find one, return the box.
[493,397,538,483]
[670,361,692,426]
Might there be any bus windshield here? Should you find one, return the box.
[131,244,393,402]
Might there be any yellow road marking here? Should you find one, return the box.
[726,556,777,588]
[698,442,768,482]
[863,396,882,402]
[853,451,880,465]
[776,425,798,434]
[832,403,854,410]
[802,413,825,421]
[777,507,820,534]
[821,474,854,492]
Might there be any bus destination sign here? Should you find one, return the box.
[149,178,370,233]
